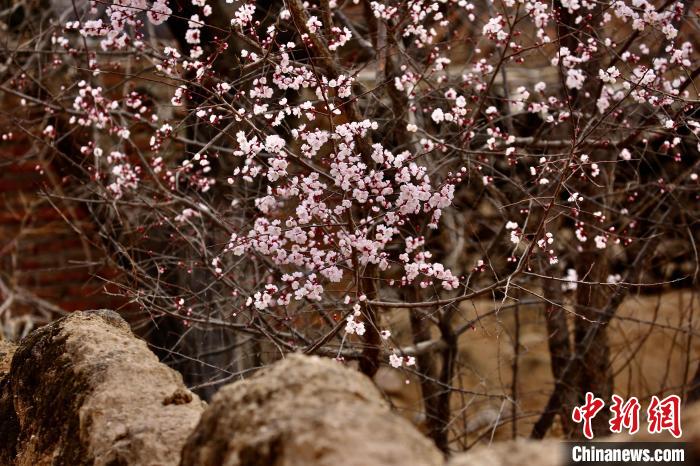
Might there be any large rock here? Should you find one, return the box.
[0,340,16,377]
[0,339,18,462]
[447,439,564,466]
[0,310,204,466]
[180,353,444,466]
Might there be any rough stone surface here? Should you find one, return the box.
[180,353,444,466]
[0,339,18,463]
[0,310,204,466]
[447,439,564,466]
[0,340,16,377]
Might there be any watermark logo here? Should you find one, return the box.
[572,392,682,439]
[647,395,682,438]
[572,392,606,440]
[609,394,640,435]
[567,442,688,465]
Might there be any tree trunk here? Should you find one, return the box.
[573,251,613,438]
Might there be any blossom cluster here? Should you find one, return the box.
[43,0,699,369]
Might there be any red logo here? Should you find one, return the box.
[572,392,605,439]
[572,393,682,439]
[609,394,640,434]
[647,394,682,438]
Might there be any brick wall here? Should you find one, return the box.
[0,105,129,337]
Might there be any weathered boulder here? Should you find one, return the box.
[0,338,18,462]
[0,339,16,377]
[0,310,204,466]
[180,353,444,466]
[447,439,564,466]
